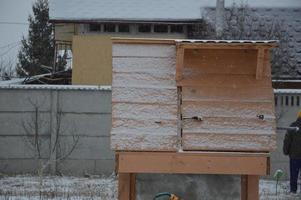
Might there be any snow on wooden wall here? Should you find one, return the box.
[111,43,179,151]
[111,39,277,152]
[179,47,276,151]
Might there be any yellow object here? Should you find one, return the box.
[72,35,112,85]
[298,111,301,118]
[170,194,180,200]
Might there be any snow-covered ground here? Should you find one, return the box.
[0,175,117,200]
[0,175,300,200]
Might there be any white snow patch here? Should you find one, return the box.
[1,176,301,200]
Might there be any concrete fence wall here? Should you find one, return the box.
[0,85,114,176]
[0,86,300,179]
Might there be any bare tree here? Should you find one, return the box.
[191,2,297,78]
[23,99,79,188]
[0,59,15,80]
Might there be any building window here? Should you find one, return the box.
[118,24,130,33]
[138,24,151,33]
[154,24,168,33]
[104,24,116,32]
[170,25,184,33]
[89,24,101,32]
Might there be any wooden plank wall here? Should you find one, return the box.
[111,44,179,151]
[180,48,276,151]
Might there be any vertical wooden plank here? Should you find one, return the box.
[256,48,265,79]
[241,175,259,200]
[247,175,259,200]
[241,175,247,200]
[176,45,184,81]
[130,174,136,200]
[264,49,271,77]
[118,173,130,200]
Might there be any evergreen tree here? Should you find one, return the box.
[16,0,59,77]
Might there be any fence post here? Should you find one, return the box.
[49,90,58,174]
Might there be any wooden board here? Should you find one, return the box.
[182,133,276,151]
[117,152,269,175]
[182,117,275,134]
[184,49,257,75]
[113,72,176,88]
[112,118,177,135]
[113,57,175,88]
[178,73,272,87]
[113,44,175,58]
[112,86,177,104]
[111,133,178,151]
[182,101,275,119]
[181,86,274,102]
[113,103,177,120]
[113,57,175,74]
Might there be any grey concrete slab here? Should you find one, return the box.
[57,159,96,176]
[58,136,114,160]
[60,113,111,137]
[0,90,51,112]
[136,174,240,200]
[0,136,50,159]
[0,112,50,136]
[0,159,47,174]
[59,90,111,113]
[94,159,115,175]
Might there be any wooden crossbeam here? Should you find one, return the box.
[117,152,269,175]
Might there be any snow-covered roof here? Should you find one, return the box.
[49,0,301,22]
[274,89,301,94]
[49,0,205,22]
[176,39,278,44]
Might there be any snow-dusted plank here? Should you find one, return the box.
[182,86,274,102]
[112,86,177,104]
[182,132,276,151]
[112,103,177,120]
[112,118,177,135]
[184,49,257,75]
[182,117,275,134]
[113,57,175,74]
[113,44,176,58]
[179,73,272,87]
[113,72,176,88]
[111,133,178,151]
[182,101,275,119]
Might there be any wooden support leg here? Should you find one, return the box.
[241,175,259,200]
[118,173,136,200]
[130,174,136,200]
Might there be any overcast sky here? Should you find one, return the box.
[1,0,300,70]
[0,0,34,68]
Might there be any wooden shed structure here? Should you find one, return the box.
[111,38,277,200]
